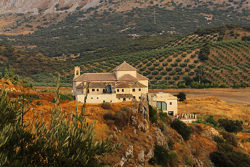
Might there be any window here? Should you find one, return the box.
[123,98,126,101]
[117,89,119,92]
[110,100,112,102]
[97,97,99,99]
[103,100,105,103]
[132,88,135,92]
[170,102,172,105]
[139,97,141,99]
[157,101,167,111]
[122,89,124,92]
[91,97,93,99]
[97,89,99,91]
[133,96,136,99]
[92,89,95,92]
[139,88,141,91]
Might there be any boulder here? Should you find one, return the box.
[118,145,134,167]
[201,127,221,140]
[137,150,145,163]
[125,145,134,159]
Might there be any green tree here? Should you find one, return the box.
[218,119,243,133]
[171,119,192,140]
[198,44,210,61]
[177,92,186,101]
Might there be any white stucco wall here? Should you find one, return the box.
[115,71,137,79]
[148,93,178,115]
[76,94,121,104]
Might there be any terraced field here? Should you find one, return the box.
[79,32,250,88]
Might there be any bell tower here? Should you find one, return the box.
[74,66,80,78]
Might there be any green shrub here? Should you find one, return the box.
[159,111,169,122]
[210,150,250,167]
[214,136,224,144]
[221,132,238,147]
[103,107,132,128]
[149,145,178,167]
[198,44,210,61]
[171,119,192,140]
[101,102,112,109]
[59,93,73,101]
[149,105,158,123]
[0,88,116,166]
[177,92,186,101]
[168,139,174,150]
[205,115,218,127]
[218,119,243,133]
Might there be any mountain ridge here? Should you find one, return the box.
[0,0,249,35]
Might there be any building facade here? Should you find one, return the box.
[148,92,178,116]
[73,61,178,115]
[73,61,148,104]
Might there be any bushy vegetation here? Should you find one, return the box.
[0,88,117,166]
[171,119,193,141]
[103,107,133,128]
[210,150,250,167]
[177,92,186,101]
[218,118,243,133]
[205,115,218,127]
[149,144,178,167]
[198,44,210,61]
[149,105,158,124]
[59,93,74,101]
[101,102,112,110]
[210,130,250,167]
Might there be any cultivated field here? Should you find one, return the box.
[150,88,250,104]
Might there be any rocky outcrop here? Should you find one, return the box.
[118,145,134,167]
[0,0,100,14]
[138,94,149,121]
[201,127,221,140]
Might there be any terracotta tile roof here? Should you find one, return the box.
[137,73,148,80]
[118,74,138,81]
[116,94,133,99]
[74,73,116,82]
[113,61,137,71]
[76,83,84,89]
[89,82,107,88]
[76,82,115,89]
[116,82,147,88]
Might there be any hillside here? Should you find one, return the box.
[72,26,250,88]
[1,26,249,87]
[0,0,249,57]
[0,45,67,84]
[1,78,249,166]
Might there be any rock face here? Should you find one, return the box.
[1,0,246,14]
[201,127,221,140]
[0,0,100,14]
[138,94,149,121]
[118,145,134,167]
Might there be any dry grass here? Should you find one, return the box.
[178,96,250,124]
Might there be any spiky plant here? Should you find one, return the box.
[0,77,118,166]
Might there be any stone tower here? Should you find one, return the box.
[74,66,80,78]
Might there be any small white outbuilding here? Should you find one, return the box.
[148,92,178,116]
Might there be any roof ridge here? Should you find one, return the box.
[113,61,137,71]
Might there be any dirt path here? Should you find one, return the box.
[149,88,250,105]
